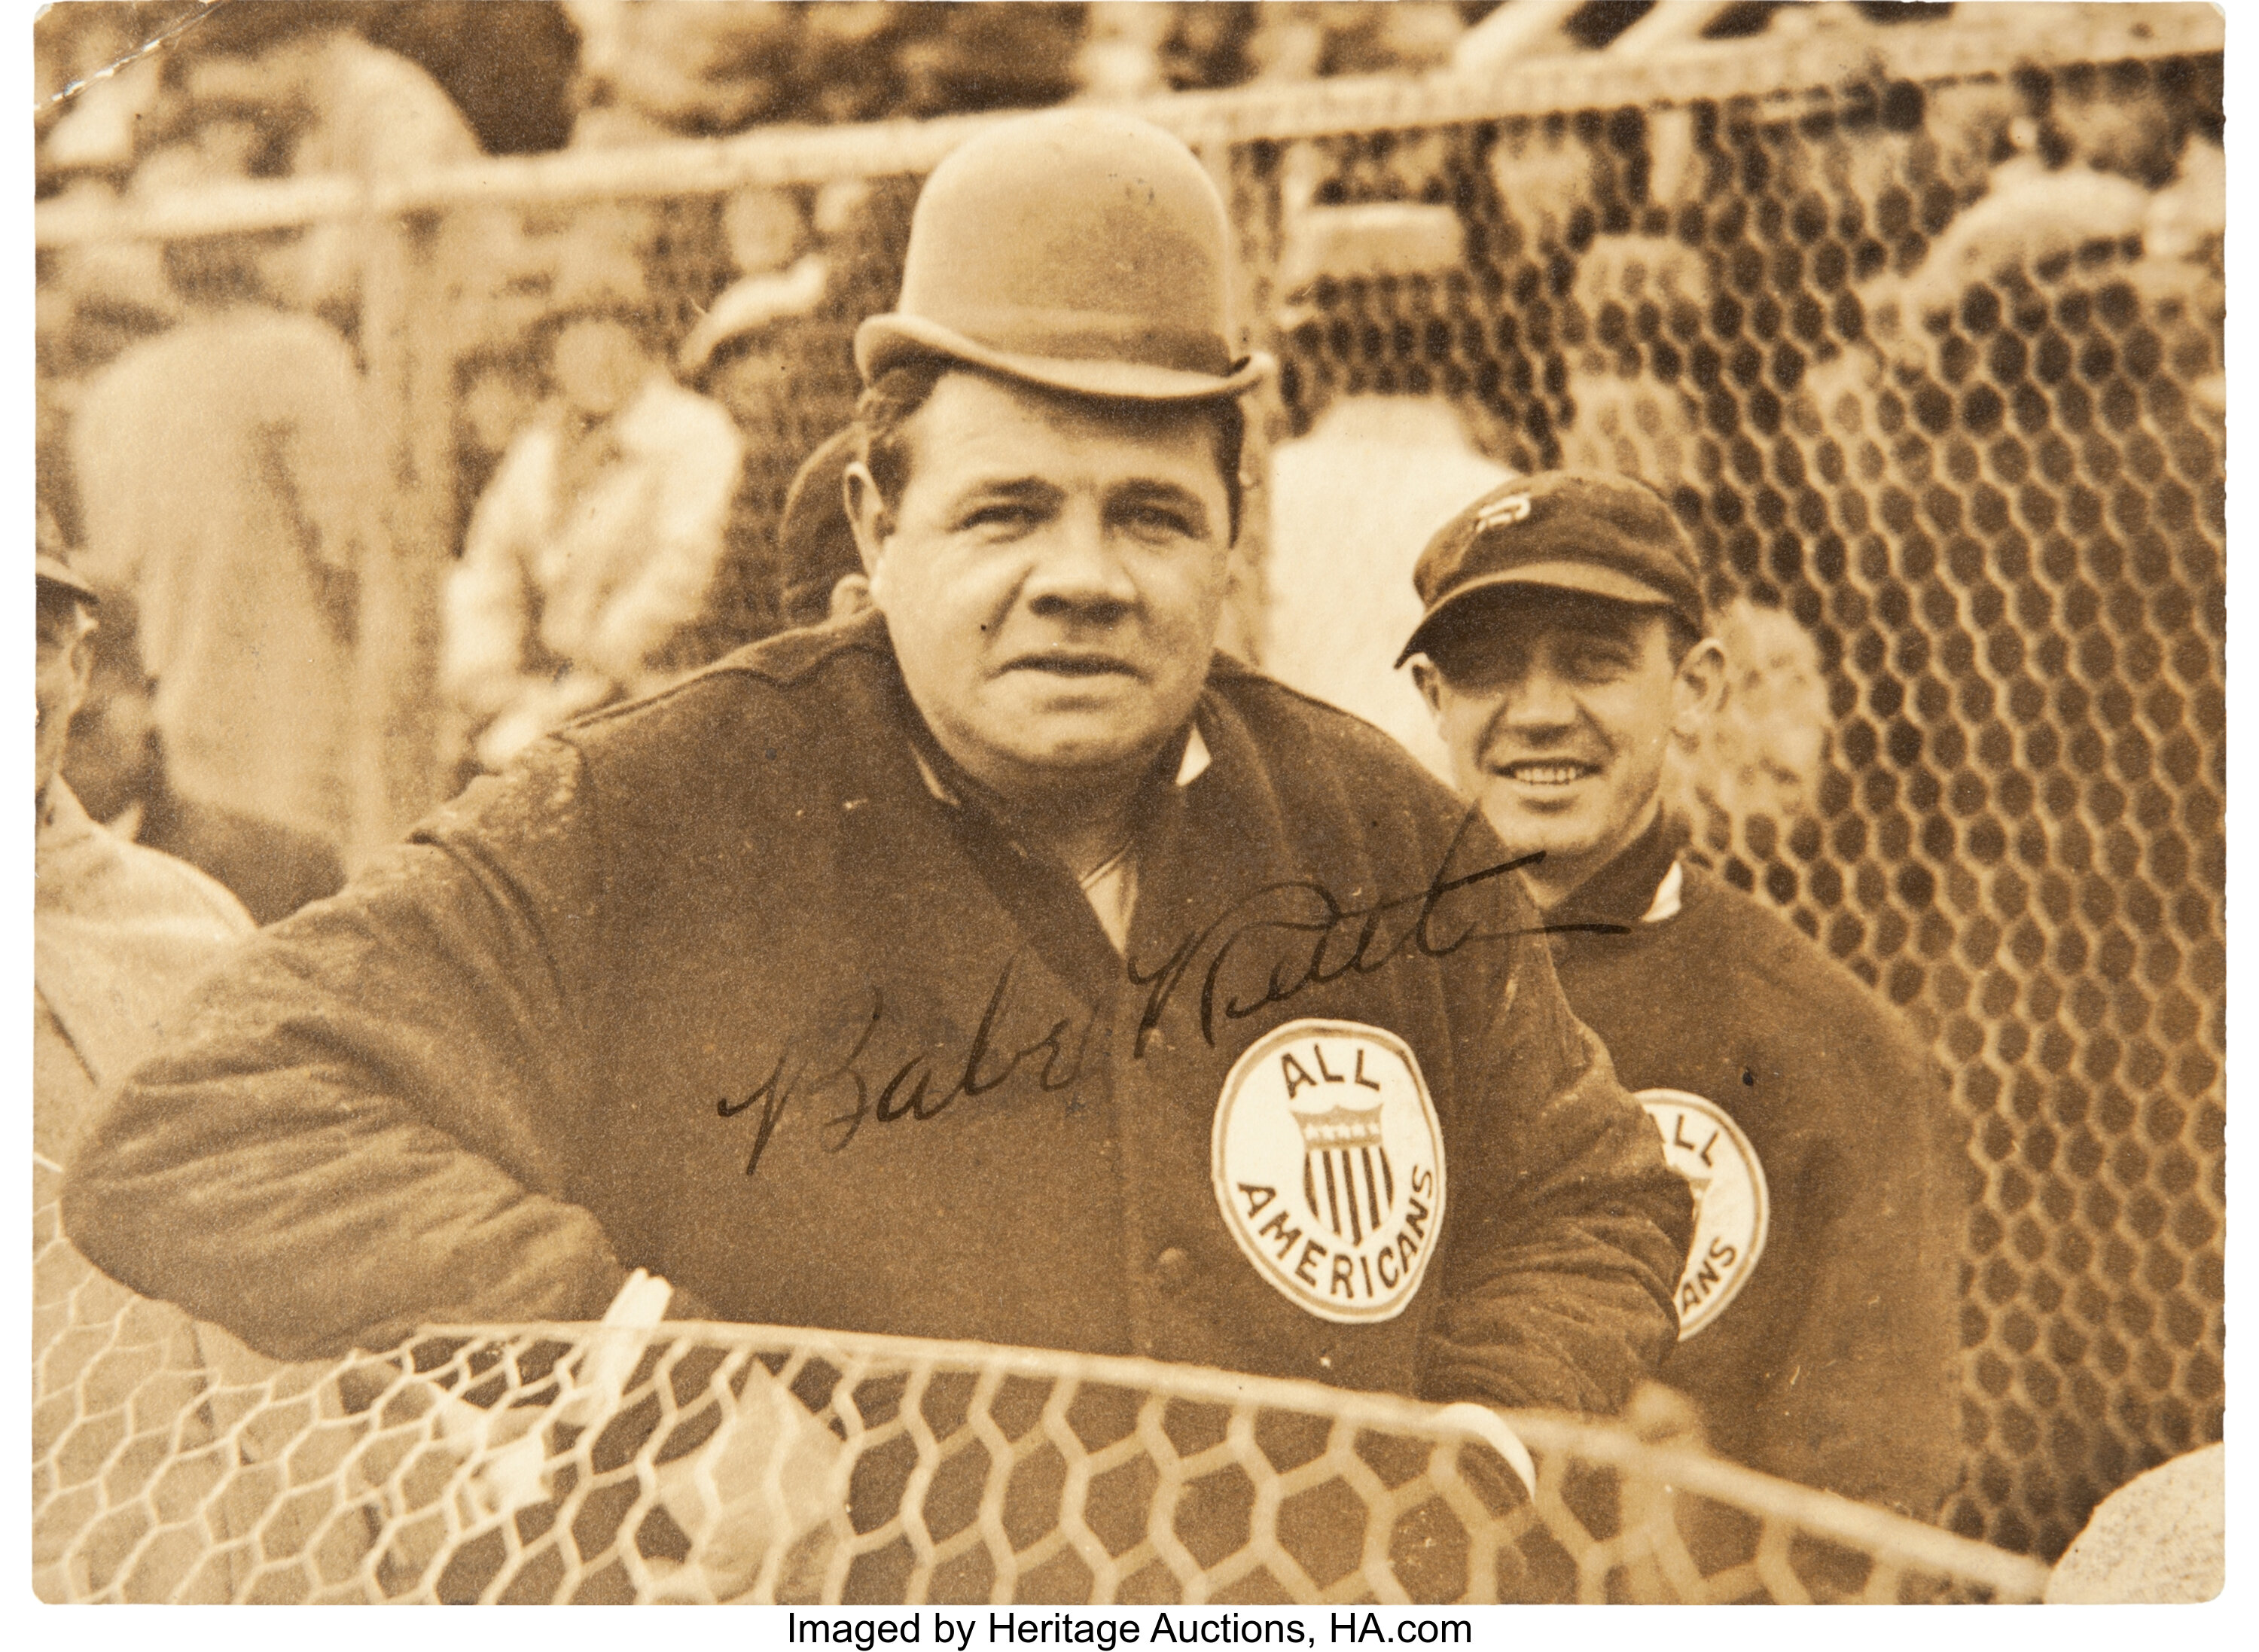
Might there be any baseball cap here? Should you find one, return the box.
[36,506,99,608]
[1395,471,1703,667]
[678,255,828,381]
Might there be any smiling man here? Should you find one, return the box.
[64,113,1686,1426]
[1402,471,1967,1518]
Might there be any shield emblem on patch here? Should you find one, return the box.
[1212,1019,1445,1324]
[1636,1088,1770,1340]
[1297,1102,1394,1245]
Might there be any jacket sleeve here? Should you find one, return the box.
[1751,1032,1968,1519]
[1421,917,1693,1416]
[60,739,630,1361]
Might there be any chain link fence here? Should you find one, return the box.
[33,3,2223,1581]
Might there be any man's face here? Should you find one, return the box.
[708,341,794,432]
[1414,588,1716,902]
[35,599,93,804]
[850,370,1233,799]
[63,654,159,823]
[550,318,651,418]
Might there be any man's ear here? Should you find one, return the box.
[827,571,873,621]
[1410,658,1447,723]
[842,461,891,580]
[66,623,95,696]
[63,626,96,720]
[1671,636,1727,738]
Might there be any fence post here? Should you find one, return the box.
[1201,138,1279,669]
[355,210,453,859]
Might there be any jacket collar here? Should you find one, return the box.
[908,721,1211,809]
[757,607,1215,817]
[1546,809,1690,934]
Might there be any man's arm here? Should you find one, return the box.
[1422,928,1693,1416]
[60,740,630,1361]
[1753,1032,1969,1518]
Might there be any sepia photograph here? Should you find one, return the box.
[27,0,2227,1611]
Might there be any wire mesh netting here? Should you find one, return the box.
[35,1179,2050,1606]
[1233,32,2222,1568]
[1267,78,2221,1571]
[32,6,2222,1587]
[1230,53,2225,1568]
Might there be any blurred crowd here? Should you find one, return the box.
[35,2,1491,163]
[28,9,2226,1602]
[33,1,2222,903]
[35,2,1503,857]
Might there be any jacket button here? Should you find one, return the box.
[1152,1247,1194,1296]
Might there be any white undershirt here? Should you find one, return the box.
[910,725,1212,956]
[1078,846,1139,953]
[1641,858,1684,924]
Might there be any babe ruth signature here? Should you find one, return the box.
[716,840,1627,1180]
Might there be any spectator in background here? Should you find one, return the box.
[562,0,1084,141]
[678,253,828,438]
[68,214,391,852]
[126,2,486,330]
[676,253,831,647]
[1244,2,1468,84]
[443,257,743,770]
[33,521,327,1603]
[175,13,482,177]
[35,527,253,1172]
[563,0,803,145]
[64,581,345,927]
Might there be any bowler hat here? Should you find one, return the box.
[1396,471,1705,667]
[855,110,1271,402]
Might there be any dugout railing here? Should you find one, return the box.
[32,1,2225,1584]
[35,1179,2051,1605]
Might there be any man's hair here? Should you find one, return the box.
[852,358,1246,544]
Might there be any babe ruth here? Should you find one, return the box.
[66,113,1688,1418]
[1401,471,1966,1517]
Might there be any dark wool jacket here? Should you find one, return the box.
[1546,815,1968,1519]
[64,614,1689,1410]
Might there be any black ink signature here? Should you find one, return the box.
[715,956,1097,1179]
[715,828,1627,1179]
[1126,830,1538,1056]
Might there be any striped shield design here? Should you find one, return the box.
[1295,1105,1394,1245]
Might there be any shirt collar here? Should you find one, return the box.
[1640,857,1684,924]
[1547,809,1690,933]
